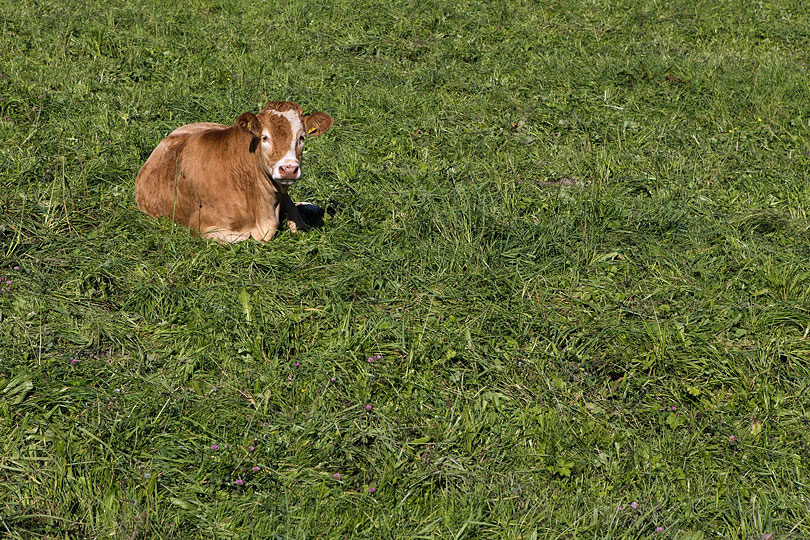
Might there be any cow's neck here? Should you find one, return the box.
[254,171,287,207]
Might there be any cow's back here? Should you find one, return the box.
[134,123,228,221]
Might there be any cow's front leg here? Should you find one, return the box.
[281,193,309,233]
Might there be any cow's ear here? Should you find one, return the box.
[236,112,261,138]
[304,112,333,137]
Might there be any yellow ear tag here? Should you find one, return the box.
[307,126,317,134]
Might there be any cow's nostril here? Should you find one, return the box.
[278,164,300,178]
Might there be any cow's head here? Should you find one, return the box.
[237,101,333,187]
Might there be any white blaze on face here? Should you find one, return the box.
[263,108,305,183]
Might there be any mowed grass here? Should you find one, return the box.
[1,0,810,537]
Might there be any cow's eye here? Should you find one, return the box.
[262,135,269,142]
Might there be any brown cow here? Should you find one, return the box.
[135,101,333,243]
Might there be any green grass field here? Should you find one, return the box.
[2,0,809,537]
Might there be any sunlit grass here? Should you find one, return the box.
[1,0,809,538]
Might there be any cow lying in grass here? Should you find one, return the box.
[135,101,333,243]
